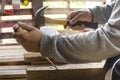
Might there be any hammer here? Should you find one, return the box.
[34,6,98,29]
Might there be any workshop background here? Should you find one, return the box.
[0,0,113,80]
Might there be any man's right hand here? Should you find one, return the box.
[64,8,93,30]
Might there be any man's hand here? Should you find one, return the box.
[13,22,42,52]
[65,9,93,30]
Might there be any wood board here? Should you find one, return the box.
[24,53,66,65]
[0,45,27,79]
[27,62,105,80]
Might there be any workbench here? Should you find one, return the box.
[0,0,106,80]
[0,45,105,80]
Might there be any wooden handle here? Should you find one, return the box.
[45,17,66,25]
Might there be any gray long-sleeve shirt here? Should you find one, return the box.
[40,0,120,63]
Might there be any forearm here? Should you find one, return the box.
[40,27,120,63]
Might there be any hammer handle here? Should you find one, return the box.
[0,0,6,14]
[45,17,66,25]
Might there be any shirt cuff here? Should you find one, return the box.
[90,7,98,23]
[40,33,52,57]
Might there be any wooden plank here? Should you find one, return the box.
[0,65,51,79]
[45,8,79,14]
[27,69,105,80]
[0,70,26,79]
[0,43,19,46]
[4,8,78,15]
[0,45,27,65]
[0,66,27,79]
[1,15,32,21]
[28,61,105,70]
[0,32,13,39]
[0,45,22,49]
[6,79,27,80]
[4,4,31,9]
[27,63,105,80]
[0,65,28,70]
[0,45,27,79]
[0,9,32,15]
[0,55,25,65]
[0,20,33,28]
[0,45,24,55]
[24,53,44,62]
[24,53,66,65]
[13,9,33,15]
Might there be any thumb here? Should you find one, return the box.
[17,22,35,32]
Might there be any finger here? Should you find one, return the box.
[70,25,80,30]
[69,24,85,31]
[79,24,85,30]
[70,13,82,25]
[67,11,78,20]
[13,32,27,40]
[67,13,74,20]
[13,33,23,38]
[18,22,35,32]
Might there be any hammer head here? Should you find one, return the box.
[34,6,48,28]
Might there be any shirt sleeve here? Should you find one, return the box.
[91,1,115,24]
[40,0,120,63]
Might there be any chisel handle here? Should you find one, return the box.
[66,21,98,29]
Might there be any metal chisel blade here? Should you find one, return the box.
[46,57,58,70]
